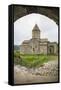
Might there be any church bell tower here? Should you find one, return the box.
[32,24,40,39]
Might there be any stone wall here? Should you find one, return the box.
[29,39,40,54]
[40,43,48,54]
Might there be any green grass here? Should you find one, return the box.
[14,51,58,68]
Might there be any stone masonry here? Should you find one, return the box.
[20,24,58,55]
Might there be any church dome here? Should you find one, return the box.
[32,24,40,31]
[32,24,40,39]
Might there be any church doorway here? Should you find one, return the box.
[49,46,54,54]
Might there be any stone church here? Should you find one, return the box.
[20,24,58,55]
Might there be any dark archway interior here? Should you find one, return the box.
[49,46,54,54]
[14,5,59,25]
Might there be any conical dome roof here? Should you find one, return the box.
[32,24,40,31]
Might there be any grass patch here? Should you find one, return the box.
[14,51,58,68]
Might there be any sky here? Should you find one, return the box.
[14,13,58,45]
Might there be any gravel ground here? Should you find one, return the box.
[14,59,59,84]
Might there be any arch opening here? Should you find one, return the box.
[14,13,58,45]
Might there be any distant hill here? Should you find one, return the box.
[14,45,20,51]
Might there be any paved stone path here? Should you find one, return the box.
[14,60,58,84]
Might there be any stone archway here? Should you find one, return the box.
[49,46,54,54]
[14,5,59,24]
